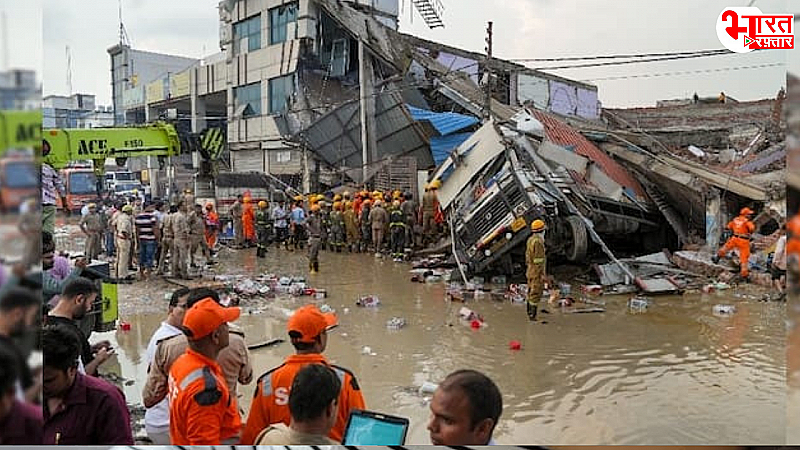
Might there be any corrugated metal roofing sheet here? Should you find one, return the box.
[532,110,648,200]
[431,132,473,165]
[406,104,479,136]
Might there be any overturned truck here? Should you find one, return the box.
[435,109,666,277]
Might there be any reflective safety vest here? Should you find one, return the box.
[389,209,406,228]
[168,348,241,444]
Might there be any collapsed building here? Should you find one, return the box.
[106,0,786,281]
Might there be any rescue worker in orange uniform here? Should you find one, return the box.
[786,211,800,291]
[168,298,242,444]
[242,197,256,246]
[240,304,365,444]
[204,203,220,252]
[715,207,757,279]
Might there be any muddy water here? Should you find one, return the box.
[85,242,786,445]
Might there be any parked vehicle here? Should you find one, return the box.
[0,153,38,212]
[433,112,664,277]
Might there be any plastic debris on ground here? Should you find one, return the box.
[628,296,650,312]
[419,381,438,395]
[386,317,406,329]
[319,304,334,314]
[713,304,737,315]
[458,306,483,322]
[356,295,381,307]
[409,267,451,283]
[212,273,325,306]
[505,284,528,303]
[509,340,522,350]
[411,254,449,269]
[362,346,377,356]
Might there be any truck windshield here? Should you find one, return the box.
[115,183,139,192]
[69,172,98,195]
[2,160,38,188]
[115,172,136,181]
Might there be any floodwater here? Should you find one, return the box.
[72,236,786,446]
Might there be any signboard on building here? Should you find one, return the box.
[146,79,165,104]
[170,71,191,98]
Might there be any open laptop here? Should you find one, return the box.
[342,409,410,445]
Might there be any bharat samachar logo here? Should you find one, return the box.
[717,6,793,53]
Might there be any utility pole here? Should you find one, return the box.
[1,12,8,71]
[483,21,493,121]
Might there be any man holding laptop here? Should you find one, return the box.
[241,304,366,444]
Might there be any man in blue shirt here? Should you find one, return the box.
[290,200,306,251]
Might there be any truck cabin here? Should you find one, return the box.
[0,152,38,212]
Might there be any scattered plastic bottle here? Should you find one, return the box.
[386,317,406,330]
[713,304,736,315]
[628,297,650,312]
[419,381,438,395]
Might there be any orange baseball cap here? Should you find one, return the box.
[183,298,241,340]
[287,304,338,343]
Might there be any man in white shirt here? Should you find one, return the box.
[772,226,787,297]
[143,287,191,444]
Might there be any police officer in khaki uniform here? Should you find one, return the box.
[189,204,208,268]
[115,205,134,280]
[80,203,103,260]
[158,205,177,275]
[171,202,191,279]
[231,195,244,248]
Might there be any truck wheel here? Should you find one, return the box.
[565,215,588,262]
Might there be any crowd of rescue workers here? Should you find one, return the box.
[0,165,796,445]
[15,178,517,445]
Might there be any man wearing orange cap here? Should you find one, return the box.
[240,305,365,444]
[716,207,757,279]
[168,298,242,444]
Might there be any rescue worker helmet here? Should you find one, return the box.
[430,179,442,189]
[362,199,371,207]
[258,201,267,208]
[740,207,754,216]
[343,191,351,198]
[531,219,546,232]
[393,200,401,207]
[311,204,321,212]
[294,195,304,202]
[334,194,343,202]
[333,201,342,210]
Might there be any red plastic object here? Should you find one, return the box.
[119,321,131,331]
[470,320,482,329]
[509,340,522,350]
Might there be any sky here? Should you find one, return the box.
[34,0,792,108]
[0,0,42,74]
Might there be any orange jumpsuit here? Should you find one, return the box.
[168,348,241,444]
[205,209,220,249]
[718,214,756,277]
[242,201,256,243]
[788,213,800,258]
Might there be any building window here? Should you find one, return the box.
[233,14,261,54]
[268,74,294,115]
[234,82,261,117]
[276,151,292,163]
[269,2,298,45]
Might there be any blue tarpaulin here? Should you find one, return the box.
[406,105,479,136]
[431,132,474,166]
